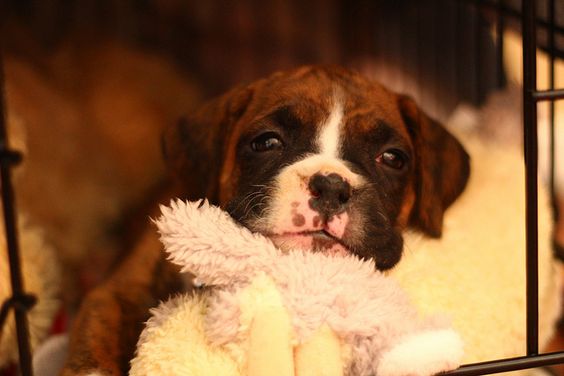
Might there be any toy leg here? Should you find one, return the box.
[248,307,294,376]
[377,329,463,376]
[294,325,343,376]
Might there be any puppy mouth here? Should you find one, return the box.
[297,229,340,241]
[267,229,351,256]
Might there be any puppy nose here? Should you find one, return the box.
[308,173,351,215]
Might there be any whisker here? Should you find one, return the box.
[229,190,264,215]
[242,192,265,219]
[239,184,274,221]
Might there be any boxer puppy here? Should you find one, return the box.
[62,65,469,375]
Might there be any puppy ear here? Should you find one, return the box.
[162,85,254,202]
[398,96,470,237]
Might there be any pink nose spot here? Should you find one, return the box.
[325,212,349,239]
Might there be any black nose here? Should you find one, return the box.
[308,173,351,216]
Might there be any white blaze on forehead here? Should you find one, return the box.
[317,100,344,158]
[252,96,367,235]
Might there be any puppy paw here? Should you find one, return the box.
[377,329,464,376]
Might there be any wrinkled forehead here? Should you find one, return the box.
[240,68,408,135]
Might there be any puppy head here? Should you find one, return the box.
[163,66,470,270]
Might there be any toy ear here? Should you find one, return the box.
[155,200,278,286]
[398,96,470,237]
[162,85,255,203]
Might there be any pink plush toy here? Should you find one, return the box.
[130,200,463,376]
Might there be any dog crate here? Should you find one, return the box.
[0,0,563,375]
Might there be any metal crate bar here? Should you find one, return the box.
[447,351,564,376]
[464,0,564,39]
[446,0,564,374]
[533,88,564,101]
[0,47,34,375]
[522,0,540,357]
[547,0,559,224]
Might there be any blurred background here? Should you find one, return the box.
[0,0,563,374]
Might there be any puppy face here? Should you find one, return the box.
[164,66,470,270]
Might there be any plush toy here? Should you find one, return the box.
[129,199,463,376]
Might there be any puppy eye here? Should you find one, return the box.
[375,149,407,170]
[250,132,284,152]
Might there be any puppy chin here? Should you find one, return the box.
[269,233,351,257]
